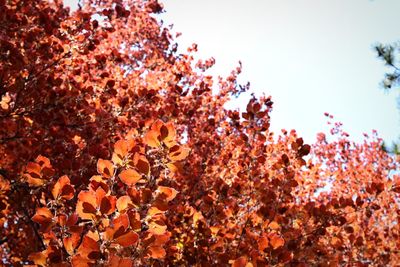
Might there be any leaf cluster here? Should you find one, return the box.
[0,1,399,266]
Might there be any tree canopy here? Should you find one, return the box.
[0,0,399,266]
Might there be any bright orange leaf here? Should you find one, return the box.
[157,186,179,202]
[116,195,134,212]
[52,175,75,200]
[148,220,168,235]
[32,207,54,233]
[146,246,166,259]
[168,145,190,161]
[119,169,142,186]
[97,159,115,179]
[269,233,285,249]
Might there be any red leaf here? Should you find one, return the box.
[100,195,116,215]
[82,202,97,214]
[134,154,150,175]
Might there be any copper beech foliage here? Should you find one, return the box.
[0,0,399,266]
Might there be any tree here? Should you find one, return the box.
[375,42,400,154]
[375,43,400,91]
[0,0,399,265]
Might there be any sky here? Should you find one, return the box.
[64,0,400,144]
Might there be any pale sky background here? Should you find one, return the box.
[65,0,400,144]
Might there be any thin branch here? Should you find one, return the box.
[22,208,46,251]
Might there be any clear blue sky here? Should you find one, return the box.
[65,0,400,144]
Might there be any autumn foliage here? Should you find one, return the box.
[0,0,400,266]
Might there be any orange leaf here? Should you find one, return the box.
[114,213,130,230]
[146,246,166,259]
[78,191,97,206]
[166,162,183,173]
[114,231,139,247]
[52,175,75,200]
[25,173,44,187]
[152,232,171,246]
[71,254,94,267]
[36,155,53,169]
[112,140,132,165]
[269,233,285,249]
[95,187,107,206]
[258,235,269,251]
[168,145,190,161]
[147,206,165,217]
[193,211,204,225]
[32,207,54,232]
[97,159,114,179]
[0,174,10,192]
[108,254,134,267]
[210,226,220,236]
[83,202,97,214]
[116,196,133,212]
[33,207,53,219]
[104,214,130,242]
[89,175,109,192]
[25,162,44,187]
[268,221,280,230]
[29,251,47,266]
[114,140,129,158]
[76,191,97,220]
[128,210,141,231]
[26,162,41,176]
[151,119,165,132]
[161,122,176,148]
[119,169,142,186]
[36,155,55,177]
[77,236,100,260]
[63,231,82,256]
[144,120,176,148]
[157,186,178,202]
[148,220,167,235]
[143,129,160,148]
